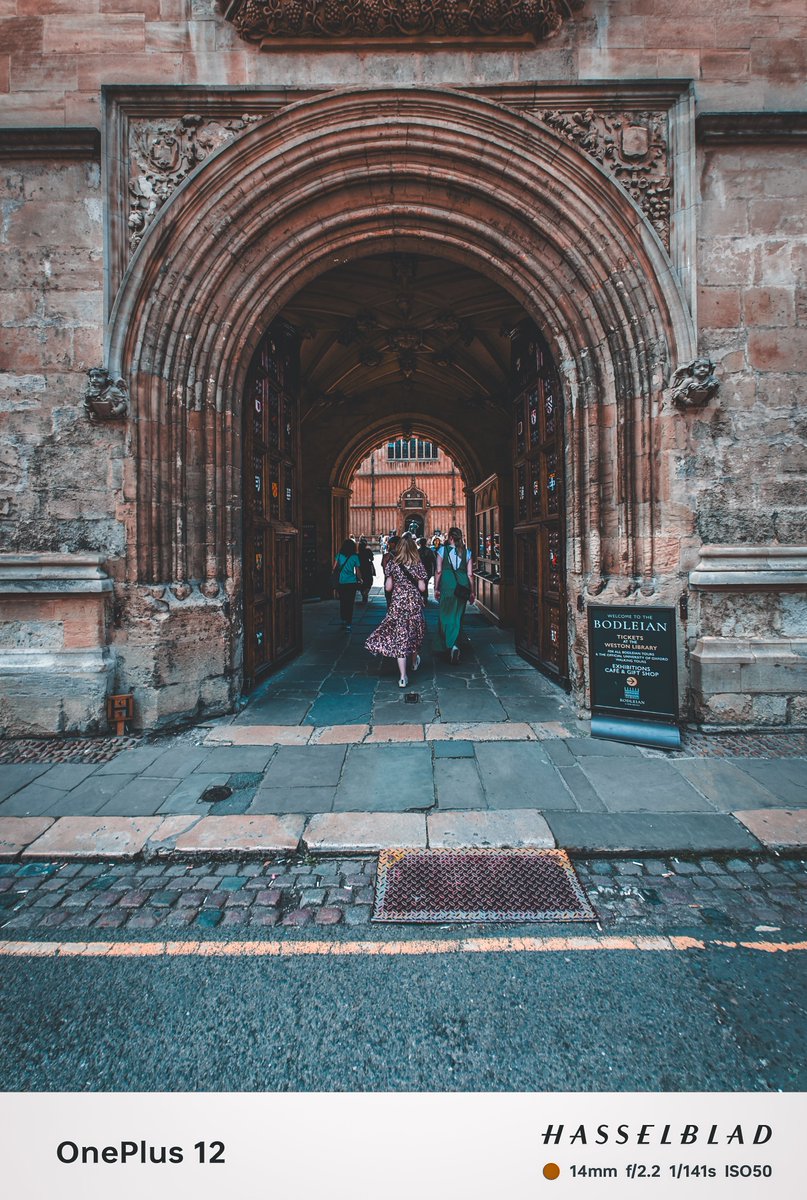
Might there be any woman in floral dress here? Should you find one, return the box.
[365,535,427,687]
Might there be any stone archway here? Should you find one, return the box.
[106,86,695,728]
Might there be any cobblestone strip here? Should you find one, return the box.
[0,855,803,934]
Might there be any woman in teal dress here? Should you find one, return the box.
[433,526,475,664]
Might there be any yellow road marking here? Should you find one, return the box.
[0,936,805,959]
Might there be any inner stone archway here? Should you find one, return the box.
[106,86,695,729]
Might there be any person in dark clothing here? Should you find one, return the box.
[333,538,361,631]
[417,537,435,596]
[357,537,375,603]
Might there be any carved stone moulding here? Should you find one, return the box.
[225,0,569,45]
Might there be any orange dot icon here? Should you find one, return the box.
[543,1163,561,1180]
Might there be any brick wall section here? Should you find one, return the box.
[0,2,805,126]
[349,447,465,543]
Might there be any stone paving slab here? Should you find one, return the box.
[0,817,54,859]
[309,725,370,744]
[333,744,434,811]
[22,817,166,859]
[173,815,304,854]
[205,726,314,746]
[735,808,807,849]
[426,721,537,741]
[544,812,763,854]
[303,812,427,853]
[674,759,784,811]
[257,744,346,789]
[434,758,487,809]
[365,724,425,743]
[0,765,49,802]
[576,759,717,813]
[248,787,337,814]
[427,810,555,849]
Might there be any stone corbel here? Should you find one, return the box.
[84,367,129,423]
[668,357,719,411]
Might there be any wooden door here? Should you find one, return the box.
[512,321,567,681]
[243,319,302,690]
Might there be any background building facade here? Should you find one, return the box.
[0,1,805,733]
[349,440,464,545]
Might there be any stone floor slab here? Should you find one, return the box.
[433,740,475,758]
[96,776,181,817]
[565,737,644,758]
[309,725,370,744]
[0,817,54,859]
[205,726,314,746]
[334,744,434,811]
[734,808,807,849]
[193,746,275,774]
[436,690,508,723]
[0,764,49,802]
[41,774,137,817]
[260,744,346,789]
[173,815,304,853]
[233,697,313,725]
[248,787,337,814]
[426,722,536,741]
[141,748,211,778]
[427,809,555,849]
[302,812,427,852]
[434,758,486,809]
[21,816,165,859]
[532,722,574,739]
[674,759,784,811]
[365,724,425,743]
[578,759,717,812]
[92,747,164,775]
[727,759,807,807]
[473,742,559,811]
[156,774,230,814]
[544,812,762,853]
[0,783,66,817]
[32,763,99,791]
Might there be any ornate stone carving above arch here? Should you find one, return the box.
[106,86,695,718]
[224,0,571,45]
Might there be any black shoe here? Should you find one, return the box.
[450,645,460,665]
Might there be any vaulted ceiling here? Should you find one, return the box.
[282,253,525,418]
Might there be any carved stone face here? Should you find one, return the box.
[87,367,107,390]
[692,358,713,380]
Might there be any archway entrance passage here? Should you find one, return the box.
[108,86,695,727]
[276,250,567,680]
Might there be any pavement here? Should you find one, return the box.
[1,587,806,859]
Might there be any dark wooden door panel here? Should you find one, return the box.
[243,320,302,690]
[512,321,567,682]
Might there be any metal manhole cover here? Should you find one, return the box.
[372,847,595,923]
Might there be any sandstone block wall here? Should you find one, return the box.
[0,0,805,731]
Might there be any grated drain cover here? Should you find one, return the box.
[372,847,595,923]
[404,692,420,703]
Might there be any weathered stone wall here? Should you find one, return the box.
[0,0,805,732]
[695,140,806,547]
[1,1,805,120]
[0,154,126,561]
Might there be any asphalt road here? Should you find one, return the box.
[2,939,805,1092]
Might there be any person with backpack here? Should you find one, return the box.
[365,534,427,687]
[433,526,474,664]
[332,538,361,632]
